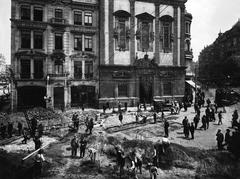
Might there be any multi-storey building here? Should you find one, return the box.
[99,0,189,107]
[11,0,99,110]
[199,20,240,87]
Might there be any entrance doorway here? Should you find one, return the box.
[139,75,153,103]
[71,85,95,107]
[54,87,64,109]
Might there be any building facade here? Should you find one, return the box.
[199,20,240,87]
[11,0,99,110]
[99,0,189,107]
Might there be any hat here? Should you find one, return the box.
[217,129,221,132]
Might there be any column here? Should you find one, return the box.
[31,31,34,49]
[109,0,114,64]
[114,83,118,98]
[173,6,178,66]
[180,6,186,66]
[130,0,135,65]
[155,3,160,65]
[82,60,85,79]
[30,59,34,79]
[64,86,68,109]
[63,28,70,55]
[47,27,54,53]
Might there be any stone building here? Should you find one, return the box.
[11,0,99,110]
[99,0,189,107]
[199,20,240,87]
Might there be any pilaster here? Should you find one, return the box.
[155,3,160,65]
[109,0,114,64]
[173,6,178,66]
[180,6,186,66]
[130,0,135,65]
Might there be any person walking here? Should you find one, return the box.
[88,118,94,135]
[189,122,195,139]
[218,111,223,125]
[193,114,200,129]
[164,119,169,137]
[216,129,224,150]
[225,129,231,149]
[153,112,157,123]
[119,112,123,125]
[7,122,13,138]
[182,116,188,137]
[200,115,207,130]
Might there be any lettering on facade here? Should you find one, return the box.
[14,20,47,29]
[112,71,131,79]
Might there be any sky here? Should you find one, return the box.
[0,0,240,63]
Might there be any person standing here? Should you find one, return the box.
[88,118,94,135]
[200,115,207,130]
[193,114,200,129]
[119,112,123,125]
[218,111,223,125]
[164,119,169,137]
[206,114,210,129]
[17,122,23,136]
[7,122,13,138]
[85,116,89,133]
[216,129,224,150]
[71,135,78,157]
[153,113,157,124]
[79,138,87,158]
[225,129,231,149]
[182,116,188,137]
[190,122,195,139]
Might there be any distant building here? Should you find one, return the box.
[198,20,240,87]
[11,0,99,110]
[99,0,190,107]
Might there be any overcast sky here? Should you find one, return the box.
[0,0,240,63]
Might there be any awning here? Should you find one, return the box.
[186,80,200,89]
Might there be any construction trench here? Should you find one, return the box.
[0,107,240,179]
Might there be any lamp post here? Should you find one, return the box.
[44,75,51,108]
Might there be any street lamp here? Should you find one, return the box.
[44,75,51,108]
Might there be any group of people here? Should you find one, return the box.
[70,135,88,158]
[71,113,95,135]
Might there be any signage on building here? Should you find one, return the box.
[72,0,97,4]
[112,71,131,79]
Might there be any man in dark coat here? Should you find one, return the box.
[190,122,195,139]
[71,135,78,157]
[34,137,42,150]
[164,119,169,137]
[7,122,13,138]
[200,115,207,130]
[182,116,188,137]
[153,113,157,124]
[88,118,94,135]
[79,138,87,158]
[193,114,200,129]
[225,129,231,149]
[119,112,123,124]
[218,111,223,125]
[216,129,224,150]
[18,122,23,136]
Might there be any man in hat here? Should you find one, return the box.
[216,129,224,150]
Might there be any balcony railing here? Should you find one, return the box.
[48,73,68,78]
[20,73,31,79]
[50,18,66,24]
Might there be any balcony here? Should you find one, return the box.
[50,18,67,25]
[73,73,93,80]
[185,50,193,59]
[48,73,69,78]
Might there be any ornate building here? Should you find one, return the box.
[199,20,240,87]
[11,0,99,110]
[99,0,189,107]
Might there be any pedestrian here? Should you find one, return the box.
[7,122,13,138]
[71,135,78,157]
[124,102,128,111]
[185,122,190,138]
[194,103,199,113]
[232,110,238,128]
[22,128,29,144]
[206,98,211,107]
[161,111,165,121]
[17,122,23,136]
[75,115,79,131]
[38,124,44,138]
[82,104,85,111]
[72,113,77,129]
[206,114,210,129]
[182,116,188,137]
[79,137,87,158]
[164,119,169,137]
[183,101,188,111]
[216,129,224,150]
[193,114,200,129]
[34,149,45,177]
[103,105,106,114]
[85,116,89,133]
[200,115,207,130]
[88,118,94,135]
[190,122,195,139]
[31,117,38,137]
[34,137,42,150]
[218,111,223,125]
[119,112,123,125]
[224,129,231,149]
[153,112,157,123]
[210,107,216,121]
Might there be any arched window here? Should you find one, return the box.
[185,39,190,51]
[136,12,155,52]
[113,10,130,51]
[160,15,174,53]
[54,59,63,75]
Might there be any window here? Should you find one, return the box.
[21,30,31,49]
[185,40,190,51]
[74,11,82,25]
[34,60,43,79]
[20,59,30,79]
[137,20,153,52]
[84,12,92,26]
[21,5,31,20]
[34,31,43,49]
[84,36,92,51]
[185,22,190,34]
[55,33,63,50]
[163,82,172,96]
[74,61,82,79]
[85,61,93,79]
[118,84,128,97]
[161,22,172,52]
[74,35,82,51]
[33,7,43,21]
[54,60,63,75]
[55,9,63,19]
[114,18,129,51]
